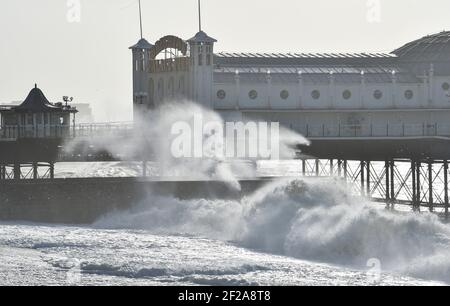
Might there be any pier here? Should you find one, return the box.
[2,118,450,218]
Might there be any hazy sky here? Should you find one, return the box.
[1,0,450,121]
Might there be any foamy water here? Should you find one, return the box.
[1,168,449,286]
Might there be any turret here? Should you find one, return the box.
[187,31,217,108]
[130,38,154,119]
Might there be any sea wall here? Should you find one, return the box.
[0,178,270,224]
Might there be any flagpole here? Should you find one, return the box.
[198,0,202,32]
[139,0,143,39]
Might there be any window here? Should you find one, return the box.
[280,90,289,100]
[249,90,258,100]
[217,90,226,100]
[169,77,175,97]
[343,90,352,100]
[404,90,414,100]
[158,79,164,99]
[373,90,383,100]
[442,82,450,91]
[198,54,203,66]
[178,77,185,94]
[311,90,320,100]
[206,54,211,66]
[148,79,155,105]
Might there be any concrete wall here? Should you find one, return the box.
[0,178,270,224]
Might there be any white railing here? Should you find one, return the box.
[0,122,135,140]
[1,122,450,140]
[299,123,447,138]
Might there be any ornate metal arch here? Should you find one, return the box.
[149,35,188,59]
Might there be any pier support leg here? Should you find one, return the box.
[49,162,55,180]
[385,160,390,208]
[0,164,5,180]
[416,162,421,212]
[445,160,449,220]
[330,159,334,176]
[33,162,38,180]
[412,161,417,211]
[302,159,306,176]
[337,160,342,177]
[390,160,395,209]
[315,159,319,177]
[360,161,365,197]
[13,163,21,180]
[366,161,371,198]
[428,161,433,213]
[343,160,348,181]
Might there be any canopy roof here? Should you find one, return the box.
[0,85,77,113]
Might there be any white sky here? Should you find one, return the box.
[1,0,450,121]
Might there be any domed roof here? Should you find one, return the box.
[393,31,450,61]
[11,85,77,113]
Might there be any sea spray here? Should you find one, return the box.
[94,177,450,283]
[63,101,308,187]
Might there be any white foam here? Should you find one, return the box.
[95,177,450,284]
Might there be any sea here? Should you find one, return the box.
[0,161,449,286]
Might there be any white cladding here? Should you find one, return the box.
[131,31,450,136]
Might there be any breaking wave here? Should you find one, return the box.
[94,178,450,283]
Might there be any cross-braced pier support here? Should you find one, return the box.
[299,158,450,219]
[0,162,55,181]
